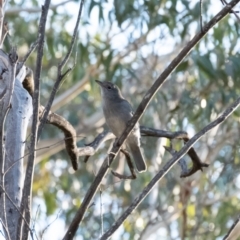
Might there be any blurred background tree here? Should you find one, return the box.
[3,0,240,239]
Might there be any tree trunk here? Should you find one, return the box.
[0,66,32,240]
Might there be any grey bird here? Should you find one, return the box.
[96,80,146,172]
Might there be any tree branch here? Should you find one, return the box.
[18,40,39,71]
[0,22,8,47]
[39,105,79,170]
[63,1,240,239]
[100,95,240,240]
[18,1,51,239]
[223,215,240,240]
[0,0,5,48]
[82,127,206,177]
[37,0,85,141]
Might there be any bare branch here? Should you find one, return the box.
[82,130,115,162]
[18,40,39,70]
[0,22,8,47]
[40,211,61,239]
[41,106,79,170]
[100,95,240,240]
[63,1,240,239]
[82,128,187,163]
[164,145,188,176]
[37,0,85,140]
[220,0,240,21]
[82,126,206,177]
[18,1,51,239]
[223,215,240,240]
[0,185,33,236]
[164,144,208,178]
[140,126,188,139]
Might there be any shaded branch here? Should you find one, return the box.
[39,105,79,170]
[63,1,240,239]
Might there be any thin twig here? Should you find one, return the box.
[18,1,51,239]
[40,210,61,239]
[100,95,240,240]
[37,0,85,140]
[100,188,103,238]
[200,0,203,32]
[164,145,188,176]
[0,184,33,236]
[18,40,39,70]
[4,133,83,177]
[31,205,40,240]
[220,0,240,21]
[223,215,240,240]
[0,22,9,48]
[62,1,240,239]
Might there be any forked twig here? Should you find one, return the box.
[37,0,85,140]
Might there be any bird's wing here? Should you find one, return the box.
[121,99,134,115]
[120,99,139,131]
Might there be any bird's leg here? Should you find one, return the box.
[111,149,136,180]
[108,138,118,166]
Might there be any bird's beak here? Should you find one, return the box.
[95,80,103,87]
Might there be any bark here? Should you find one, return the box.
[3,67,32,240]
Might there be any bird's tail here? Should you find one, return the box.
[128,143,146,172]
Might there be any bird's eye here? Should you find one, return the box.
[107,86,112,89]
